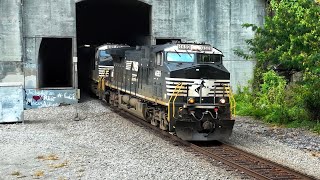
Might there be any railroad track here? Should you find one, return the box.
[192,142,316,180]
[111,107,317,180]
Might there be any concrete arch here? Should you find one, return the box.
[76,0,152,90]
[76,0,152,46]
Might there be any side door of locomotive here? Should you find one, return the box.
[152,52,165,100]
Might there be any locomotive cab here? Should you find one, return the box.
[90,44,129,97]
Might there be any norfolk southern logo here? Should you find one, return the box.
[194,80,205,94]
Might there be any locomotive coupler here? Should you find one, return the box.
[203,120,214,130]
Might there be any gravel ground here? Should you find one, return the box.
[1,98,319,180]
[0,99,242,180]
[226,116,320,179]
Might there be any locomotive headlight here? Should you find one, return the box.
[188,98,195,104]
[219,98,226,104]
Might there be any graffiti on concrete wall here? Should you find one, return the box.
[25,89,78,109]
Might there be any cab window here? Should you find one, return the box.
[197,54,222,64]
[99,50,113,66]
[167,52,194,63]
[156,52,163,66]
[99,50,110,59]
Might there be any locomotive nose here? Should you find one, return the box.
[170,64,230,79]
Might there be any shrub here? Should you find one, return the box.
[304,81,320,121]
[254,70,287,123]
[234,86,255,116]
[235,70,312,126]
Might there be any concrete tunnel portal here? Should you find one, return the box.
[76,0,151,92]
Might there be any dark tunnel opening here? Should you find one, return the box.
[76,0,151,93]
[38,38,73,88]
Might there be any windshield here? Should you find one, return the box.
[197,54,222,63]
[167,52,194,62]
[99,50,111,59]
[98,50,113,66]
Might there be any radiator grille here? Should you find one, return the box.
[165,77,230,97]
[98,65,113,77]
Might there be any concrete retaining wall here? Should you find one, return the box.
[0,83,24,123]
[0,0,24,84]
[149,0,265,88]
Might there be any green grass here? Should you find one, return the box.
[313,124,320,134]
[286,120,320,134]
[235,100,254,116]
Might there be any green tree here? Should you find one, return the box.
[235,0,320,123]
[235,0,320,80]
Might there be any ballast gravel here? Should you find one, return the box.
[225,116,320,179]
[0,99,242,180]
[1,98,319,179]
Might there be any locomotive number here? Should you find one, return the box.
[178,44,191,50]
[178,44,212,51]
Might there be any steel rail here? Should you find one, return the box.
[211,143,315,180]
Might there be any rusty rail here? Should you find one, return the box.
[192,142,316,180]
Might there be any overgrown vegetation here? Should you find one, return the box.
[234,0,320,133]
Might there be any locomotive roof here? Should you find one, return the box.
[97,44,129,50]
[107,47,136,57]
[106,43,224,57]
[152,44,176,53]
[152,43,223,55]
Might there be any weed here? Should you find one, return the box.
[11,171,21,176]
[49,160,68,169]
[33,170,44,177]
[37,154,59,161]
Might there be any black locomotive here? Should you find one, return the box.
[89,44,130,97]
[93,42,236,141]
